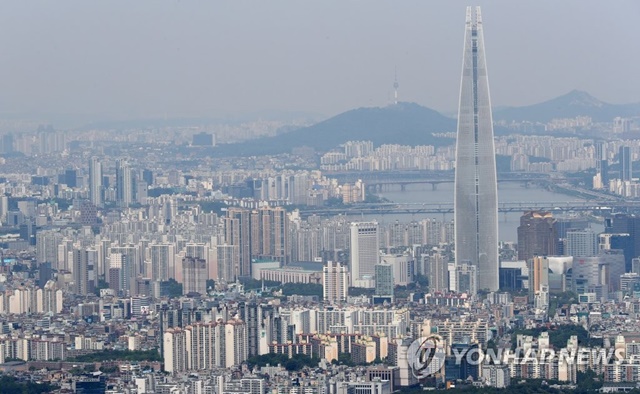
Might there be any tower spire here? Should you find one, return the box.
[393,68,399,105]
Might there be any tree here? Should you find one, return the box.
[510,324,601,350]
[414,274,429,287]
[348,287,375,297]
[280,283,323,297]
[68,349,162,363]
[99,365,118,373]
[337,353,355,366]
[246,353,318,371]
[160,279,183,298]
[94,279,109,296]
[0,375,56,394]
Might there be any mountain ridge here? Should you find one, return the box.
[218,102,456,156]
[204,91,640,157]
[493,90,640,122]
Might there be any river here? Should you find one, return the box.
[342,182,600,243]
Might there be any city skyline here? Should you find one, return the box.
[454,6,499,292]
[2,2,640,392]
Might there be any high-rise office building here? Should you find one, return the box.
[0,195,8,223]
[454,262,477,295]
[606,214,640,271]
[594,142,609,189]
[380,253,414,286]
[620,146,632,182]
[565,229,598,258]
[136,180,148,204]
[599,233,633,272]
[599,250,626,293]
[350,221,379,288]
[64,169,77,188]
[632,258,640,276]
[88,157,103,207]
[517,211,558,261]
[529,256,550,299]
[323,261,349,304]
[142,169,154,186]
[595,141,605,171]
[499,260,527,291]
[572,251,625,296]
[454,6,499,292]
[374,263,394,304]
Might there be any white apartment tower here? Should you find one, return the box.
[323,261,349,304]
[163,328,188,373]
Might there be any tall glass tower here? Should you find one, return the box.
[454,6,499,292]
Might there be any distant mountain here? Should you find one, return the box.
[494,90,640,122]
[220,102,456,156]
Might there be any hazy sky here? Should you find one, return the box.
[0,0,639,122]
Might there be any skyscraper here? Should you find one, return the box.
[606,213,640,272]
[64,169,77,188]
[72,248,89,296]
[593,141,609,190]
[88,157,103,207]
[454,6,499,292]
[349,221,379,288]
[116,159,133,207]
[374,263,394,303]
[528,256,549,299]
[565,228,598,258]
[517,211,558,261]
[619,146,632,182]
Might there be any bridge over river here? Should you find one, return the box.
[298,200,639,218]
[325,171,555,192]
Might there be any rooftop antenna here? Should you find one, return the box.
[393,68,399,105]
